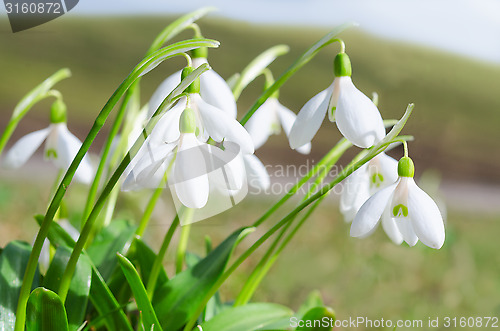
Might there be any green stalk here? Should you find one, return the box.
[184,103,414,330]
[183,143,387,331]
[175,208,193,274]
[82,87,135,222]
[235,141,350,305]
[239,24,353,126]
[56,65,211,303]
[14,44,216,331]
[146,216,180,299]
[252,138,352,228]
[0,69,71,156]
[136,186,165,238]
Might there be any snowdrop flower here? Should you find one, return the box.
[3,99,93,184]
[149,55,236,119]
[350,156,445,249]
[289,52,385,149]
[245,94,311,155]
[147,66,253,155]
[123,108,245,209]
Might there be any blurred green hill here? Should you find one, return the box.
[0,16,499,183]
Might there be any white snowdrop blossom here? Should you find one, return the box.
[289,52,385,149]
[146,66,253,155]
[149,57,236,118]
[123,108,246,210]
[350,157,445,249]
[3,100,93,184]
[245,97,311,154]
[340,153,403,244]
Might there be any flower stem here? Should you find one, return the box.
[235,142,348,305]
[146,215,180,299]
[252,138,352,228]
[175,208,193,274]
[183,131,412,331]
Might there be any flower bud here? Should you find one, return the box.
[398,156,415,177]
[50,99,67,124]
[181,66,201,94]
[333,52,352,77]
[180,108,196,134]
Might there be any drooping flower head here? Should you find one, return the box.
[289,51,386,150]
[3,99,94,184]
[245,80,311,155]
[350,156,445,249]
[147,65,253,155]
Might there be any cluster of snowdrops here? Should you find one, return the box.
[0,8,445,331]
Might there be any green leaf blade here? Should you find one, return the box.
[26,287,69,331]
[152,227,254,330]
[200,303,293,331]
[0,241,39,331]
[117,254,163,331]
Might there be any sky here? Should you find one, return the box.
[15,0,500,64]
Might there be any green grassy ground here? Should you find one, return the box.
[1,177,499,330]
[1,16,499,183]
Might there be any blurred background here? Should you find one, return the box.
[1,0,499,329]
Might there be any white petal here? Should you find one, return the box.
[148,70,182,118]
[327,78,341,122]
[396,217,419,246]
[381,208,404,245]
[276,102,311,154]
[244,99,277,150]
[122,142,176,191]
[335,77,385,148]
[407,178,445,249]
[149,98,187,144]
[376,153,399,184]
[339,166,371,223]
[350,180,398,237]
[205,142,246,191]
[244,154,270,191]
[289,84,333,150]
[195,95,254,154]
[200,69,238,119]
[3,127,50,168]
[55,125,94,184]
[172,133,209,209]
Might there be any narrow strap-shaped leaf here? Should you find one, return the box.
[153,227,255,330]
[117,254,163,331]
[26,287,69,331]
[232,44,290,100]
[0,241,39,331]
[199,303,293,331]
[147,7,217,54]
[296,306,336,331]
[35,215,133,331]
[43,246,91,331]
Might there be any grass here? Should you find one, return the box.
[0,16,500,184]
[1,175,499,330]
